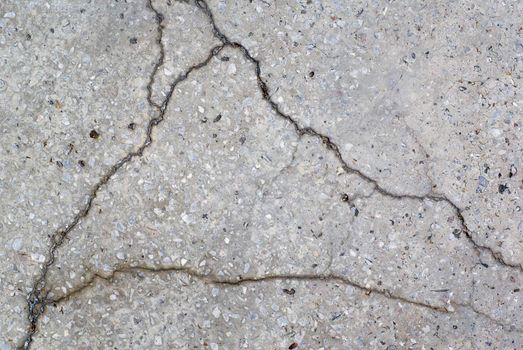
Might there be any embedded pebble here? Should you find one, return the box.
[11,238,23,252]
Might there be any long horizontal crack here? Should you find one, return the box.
[47,264,522,333]
[50,265,449,313]
[195,0,523,274]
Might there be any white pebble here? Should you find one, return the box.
[12,238,23,251]
[31,253,46,263]
[489,128,502,137]
[154,336,162,345]
[181,212,192,224]
[227,63,237,75]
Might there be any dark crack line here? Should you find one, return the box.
[48,265,523,333]
[19,2,224,348]
[19,1,522,348]
[50,265,449,313]
[195,0,523,273]
[145,0,165,110]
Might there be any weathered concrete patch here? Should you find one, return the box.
[0,0,157,346]
[1,0,521,349]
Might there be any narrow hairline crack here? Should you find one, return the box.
[19,0,522,348]
[47,264,523,334]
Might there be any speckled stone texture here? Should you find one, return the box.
[0,0,521,349]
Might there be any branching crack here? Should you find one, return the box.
[18,0,522,348]
[19,1,224,348]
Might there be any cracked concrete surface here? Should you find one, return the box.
[0,0,521,349]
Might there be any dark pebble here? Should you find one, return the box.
[283,288,295,295]
[89,130,100,139]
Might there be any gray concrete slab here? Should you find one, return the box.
[0,0,521,349]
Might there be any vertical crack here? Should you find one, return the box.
[145,0,165,110]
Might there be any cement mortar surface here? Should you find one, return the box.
[0,0,521,349]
